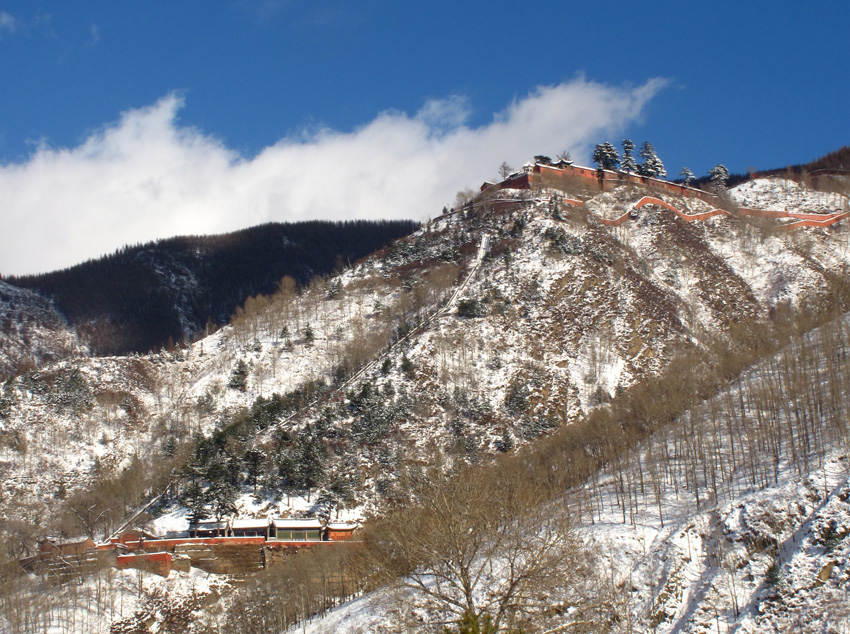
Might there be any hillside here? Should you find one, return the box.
[7,220,418,356]
[687,144,850,190]
[1,171,849,631]
[0,281,83,382]
[283,312,850,632]
[2,174,848,530]
[759,145,850,177]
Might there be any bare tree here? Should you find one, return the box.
[362,465,600,631]
[454,189,476,209]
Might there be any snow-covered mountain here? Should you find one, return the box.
[3,177,849,525]
[2,174,849,631]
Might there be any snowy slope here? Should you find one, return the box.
[289,312,850,633]
[2,175,850,631]
[2,178,849,542]
[732,177,849,214]
[0,280,83,381]
[579,314,850,632]
[291,452,850,634]
[1,564,229,633]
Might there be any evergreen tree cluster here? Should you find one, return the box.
[592,139,666,178]
[275,425,327,500]
[347,381,407,445]
[176,373,413,521]
[179,380,333,520]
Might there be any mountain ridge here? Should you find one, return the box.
[7,219,419,357]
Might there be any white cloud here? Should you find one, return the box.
[0,11,16,34]
[0,77,666,276]
[416,95,471,133]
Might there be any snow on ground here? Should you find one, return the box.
[149,505,192,537]
[732,177,849,214]
[0,252,417,533]
[1,565,229,634]
[577,313,850,632]
[0,280,83,381]
[283,591,408,634]
[583,451,850,633]
[279,450,850,633]
[7,177,850,532]
[3,176,850,598]
[148,491,364,536]
[297,313,850,632]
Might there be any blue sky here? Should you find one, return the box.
[1,1,848,274]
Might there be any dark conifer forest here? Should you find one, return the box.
[9,220,418,355]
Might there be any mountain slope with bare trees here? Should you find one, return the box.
[2,173,850,631]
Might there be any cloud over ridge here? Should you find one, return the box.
[1,77,665,276]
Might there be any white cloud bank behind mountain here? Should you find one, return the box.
[1,77,665,275]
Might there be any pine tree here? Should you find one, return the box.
[496,428,514,452]
[592,142,620,171]
[620,139,637,173]
[244,450,264,493]
[651,156,667,178]
[679,167,696,187]
[454,611,497,634]
[401,354,415,379]
[162,436,177,456]
[182,481,208,525]
[276,449,298,504]
[205,457,238,520]
[227,455,242,486]
[638,141,654,174]
[708,164,729,190]
[318,474,356,518]
[207,478,238,520]
[638,142,666,178]
[303,323,314,345]
[295,428,325,501]
[228,359,249,391]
